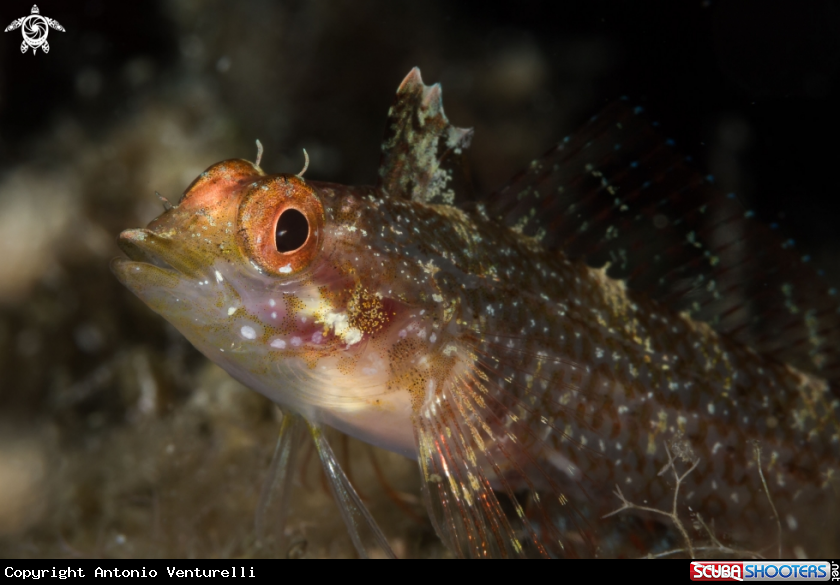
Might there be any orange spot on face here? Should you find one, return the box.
[179,159,264,211]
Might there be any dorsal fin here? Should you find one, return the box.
[486,101,840,384]
[377,68,474,205]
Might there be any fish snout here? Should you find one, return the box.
[116,228,205,278]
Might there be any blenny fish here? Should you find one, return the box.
[112,69,840,558]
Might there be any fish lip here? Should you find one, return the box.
[116,228,182,275]
[117,229,172,272]
[111,229,194,297]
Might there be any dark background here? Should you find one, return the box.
[0,0,838,558]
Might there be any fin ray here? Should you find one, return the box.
[377,68,474,205]
[255,409,307,543]
[413,345,608,558]
[307,419,397,558]
[486,101,840,384]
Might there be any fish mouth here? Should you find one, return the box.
[116,229,180,272]
[114,228,208,276]
[111,228,205,293]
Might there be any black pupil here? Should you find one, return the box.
[275,209,309,253]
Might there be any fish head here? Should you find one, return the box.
[112,159,437,457]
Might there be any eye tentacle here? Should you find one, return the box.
[255,139,264,168]
[296,148,309,179]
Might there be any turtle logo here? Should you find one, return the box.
[5,5,65,54]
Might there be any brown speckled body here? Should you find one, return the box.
[318,180,840,556]
[114,69,840,558]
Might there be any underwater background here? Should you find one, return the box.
[1,0,839,558]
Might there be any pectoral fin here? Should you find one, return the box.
[412,354,598,558]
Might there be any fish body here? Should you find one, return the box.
[113,69,840,557]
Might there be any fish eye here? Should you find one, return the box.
[275,209,309,253]
[236,174,325,277]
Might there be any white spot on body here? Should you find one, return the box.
[344,328,363,345]
[240,326,256,340]
[322,310,363,346]
[228,307,237,316]
[270,338,286,349]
